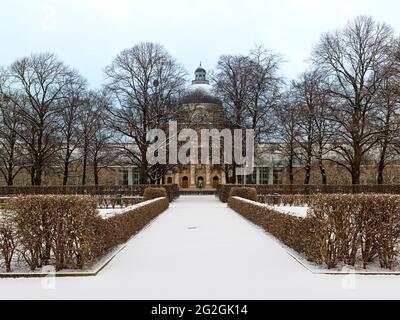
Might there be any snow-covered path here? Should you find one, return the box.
[1,196,400,300]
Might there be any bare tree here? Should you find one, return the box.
[213,54,252,183]
[291,73,316,185]
[105,42,186,184]
[312,16,395,185]
[5,53,73,185]
[213,47,282,183]
[276,92,300,185]
[313,83,337,185]
[88,91,114,186]
[375,74,400,184]
[79,91,107,186]
[291,70,335,185]
[59,71,88,185]
[247,45,283,142]
[0,91,25,186]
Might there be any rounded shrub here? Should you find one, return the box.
[143,187,168,201]
[229,187,258,201]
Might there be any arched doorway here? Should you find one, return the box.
[197,176,204,189]
[212,176,220,189]
[181,176,189,189]
[167,177,173,184]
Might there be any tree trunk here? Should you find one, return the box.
[6,163,14,186]
[63,160,70,186]
[351,168,360,185]
[319,159,327,185]
[30,166,35,186]
[377,140,388,185]
[377,158,385,185]
[32,159,43,186]
[139,163,147,184]
[63,146,71,186]
[33,169,42,185]
[351,152,362,185]
[288,149,294,185]
[304,161,311,185]
[93,158,99,186]
[82,152,87,186]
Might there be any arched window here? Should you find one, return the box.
[181,176,189,189]
[212,176,220,188]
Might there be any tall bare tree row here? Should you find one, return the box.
[0,54,111,186]
[1,26,400,186]
[311,16,397,185]
[277,16,400,185]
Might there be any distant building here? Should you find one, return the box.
[118,65,287,189]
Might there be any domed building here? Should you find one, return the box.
[116,65,287,189]
[165,64,227,189]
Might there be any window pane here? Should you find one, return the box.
[260,168,269,185]
[273,169,283,185]
[133,168,140,185]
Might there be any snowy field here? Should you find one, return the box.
[0,196,400,300]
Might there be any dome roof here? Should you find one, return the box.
[195,66,206,73]
[187,83,213,95]
[183,63,221,104]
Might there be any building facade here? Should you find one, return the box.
[119,65,287,189]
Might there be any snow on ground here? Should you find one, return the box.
[1,196,400,300]
[97,198,164,219]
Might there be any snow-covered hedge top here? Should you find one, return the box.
[98,197,167,219]
[232,196,309,218]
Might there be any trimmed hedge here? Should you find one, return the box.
[143,187,168,201]
[229,194,400,270]
[257,195,311,206]
[93,197,169,258]
[0,184,180,202]
[229,187,258,201]
[218,184,400,203]
[2,196,98,271]
[0,195,169,272]
[309,194,400,269]
[228,197,317,261]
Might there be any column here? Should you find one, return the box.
[256,167,260,185]
[190,165,196,187]
[222,173,226,184]
[206,163,210,187]
[268,167,274,185]
[128,167,133,186]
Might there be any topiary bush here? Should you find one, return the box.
[143,187,168,201]
[229,187,258,202]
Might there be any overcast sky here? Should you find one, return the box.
[1,0,399,87]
